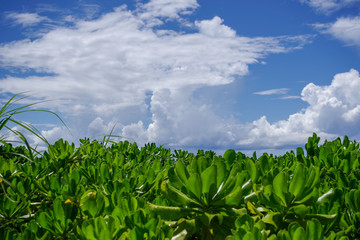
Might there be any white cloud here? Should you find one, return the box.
[195,17,236,37]
[314,16,360,47]
[138,0,199,21]
[6,12,49,27]
[121,88,250,148]
[241,69,360,148]
[122,69,360,150]
[254,88,289,95]
[299,0,360,14]
[0,1,319,151]
[280,95,301,100]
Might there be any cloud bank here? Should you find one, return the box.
[242,69,360,148]
[0,0,358,152]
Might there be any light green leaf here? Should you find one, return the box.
[247,160,257,183]
[201,165,217,196]
[53,199,65,228]
[243,232,256,240]
[161,181,201,207]
[306,219,323,240]
[175,160,189,185]
[187,173,202,200]
[224,186,242,207]
[38,212,51,231]
[293,227,306,240]
[223,149,236,165]
[291,204,308,218]
[273,172,288,207]
[289,164,305,198]
[214,159,226,189]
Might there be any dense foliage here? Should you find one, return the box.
[0,133,360,239]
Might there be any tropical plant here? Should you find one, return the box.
[0,92,66,146]
[1,112,360,240]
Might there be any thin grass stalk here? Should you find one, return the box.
[0,92,69,147]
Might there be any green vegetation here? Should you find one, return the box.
[0,134,359,239]
[1,94,360,239]
[0,92,66,147]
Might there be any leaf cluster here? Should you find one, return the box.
[0,133,359,239]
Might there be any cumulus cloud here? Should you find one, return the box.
[314,16,360,47]
[299,0,360,14]
[6,12,50,27]
[195,16,236,37]
[5,0,347,152]
[241,69,360,148]
[120,69,360,150]
[0,1,312,148]
[121,88,245,148]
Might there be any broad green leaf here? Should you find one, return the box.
[355,190,360,211]
[168,167,184,189]
[214,163,241,200]
[345,189,360,212]
[273,172,288,207]
[38,212,51,231]
[258,155,270,175]
[186,173,202,200]
[289,164,305,198]
[288,222,301,238]
[224,186,243,207]
[175,160,189,185]
[201,165,217,196]
[246,159,257,183]
[100,162,110,182]
[243,232,256,240]
[262,212,279,229]
[293,227,306,240]
[223,149,236,165]
[53,199,65,228]
[16,181,25,195]
[277,229,291,240]
[161,181,201,207]
[305,165,320,190]
[291,204,308,218]
[306,219,323,240]
[99,230,112,240]
[214,159,226,188]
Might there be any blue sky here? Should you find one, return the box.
[0,0,360,154]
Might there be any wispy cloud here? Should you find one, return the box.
[299,0,360,14]
[6,12,50,27]
[314,16,360,47]
[279,95,301,100]
[138,0,199,20]
[254,88,289,95]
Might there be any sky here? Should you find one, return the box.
[0,0,360,154]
